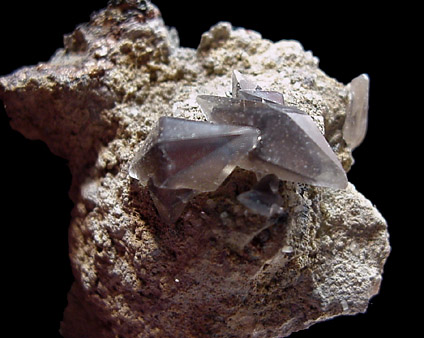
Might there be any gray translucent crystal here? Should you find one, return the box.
[237,174,284,217]
[197,95,348,189]
[131,71,348,223]
[232,70,261,98]
[342,74,370,149]
[129,116,260,191]
[147,179,195,224]
[238,89,285,105]
[232,70,284,105]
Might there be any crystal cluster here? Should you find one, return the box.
[129,116,259,191]
[130,71,348,223]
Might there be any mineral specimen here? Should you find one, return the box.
[0,2,390,337]
[342,74,370,149]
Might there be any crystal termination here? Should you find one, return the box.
[130,71,348,223]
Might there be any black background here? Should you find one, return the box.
[0,1,410,337]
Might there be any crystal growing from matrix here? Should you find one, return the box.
[197,96,347,188]
[129,116,259,191]
[130,71,348,223]
[237,174,285,218]
[342,74,370,149]
[232,70,285,105]
[146,179,195,224]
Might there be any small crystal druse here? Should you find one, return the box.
[130,71,348,223]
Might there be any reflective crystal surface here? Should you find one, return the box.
[197,95,348,189]
[232,70,284,105]
[237,174,284,217]
[147,179,195,224]
[232,70,261,98]
[131,71,348,223]
[129,116,259,191]
[238,89,285,105]
[342,74,369,149]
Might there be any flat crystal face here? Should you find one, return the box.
[232,70,261,98]
[147,179,195,224]
[232,71,284,104]
[238,90,285,105]
[342,74,369,149]
[130,116,259,191]
[196,95,347,189]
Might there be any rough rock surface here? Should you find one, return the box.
[0,1,390,337]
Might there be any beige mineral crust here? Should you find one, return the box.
[0,1,390,337]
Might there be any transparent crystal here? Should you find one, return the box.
[196,95,348,189]
[232,70,261,98]
[237,174,284,217]
[342,74,369,149]
[129,116,260,191]
[232,70,284,105]
[147,179,195,224]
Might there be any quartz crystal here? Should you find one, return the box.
[197,95,348,189]
[342,74,370,149]
[129,116,259,191]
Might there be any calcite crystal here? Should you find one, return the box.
[232,70,285,105]
[197,94,348,189]
[200,73,347,191]
[129,115,259,222]
[342,74,370,149]
[0,1,389,337]
[131,71,347,222]
[129,116,259,191]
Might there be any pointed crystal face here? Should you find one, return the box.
[147,179,195,224]
[129,117,260,191]
[232,70,261,98]
[342,74,369,149]
[197,95,347,189]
